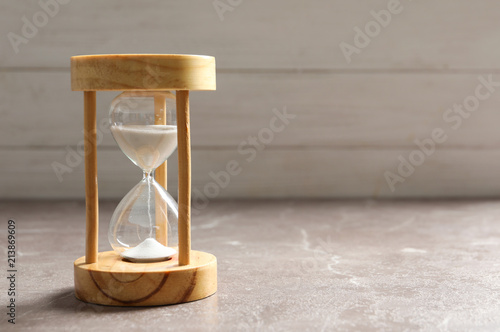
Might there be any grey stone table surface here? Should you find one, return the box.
[1,199,500,332]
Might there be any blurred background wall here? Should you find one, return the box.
[1,0,500,200]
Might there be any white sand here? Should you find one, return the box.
[121,237,177,263]
[111,125,177,171]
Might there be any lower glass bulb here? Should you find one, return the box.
[108,174,178,262]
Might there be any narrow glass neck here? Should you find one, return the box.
[142,170,155,182]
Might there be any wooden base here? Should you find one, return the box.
[74,250,217,306]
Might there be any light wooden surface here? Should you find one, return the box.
[2,1,500,198]
[176,91,191,265]
[74,250,217,306]
[71,54,216,91]
[154,93,168,189]
[83,91,98,264]
[154,93,168,246]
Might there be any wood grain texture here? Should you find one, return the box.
[155,93,168,246]
[71,54,216,91]
[74,250,217,306]
[176,91,191,265]
[1,1,500,70]
[3,148,500,199]
[83,91,98,264]
[2,72,500,149]
[2,1,500,198]
[154,93,168,189]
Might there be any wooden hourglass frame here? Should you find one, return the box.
[71,54,217,306]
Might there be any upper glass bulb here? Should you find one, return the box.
[109,91,177,170]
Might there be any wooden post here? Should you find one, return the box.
[84,91,98,264]
[154,94,168,246]
[176,90,191,266]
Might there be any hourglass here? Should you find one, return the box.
[71,54,217,306]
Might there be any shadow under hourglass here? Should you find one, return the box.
[21,288,150,315]
[24,287,218,315]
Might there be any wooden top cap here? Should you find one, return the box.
[71,54,216,91]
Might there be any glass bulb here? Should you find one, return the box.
[108,91,178,263]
